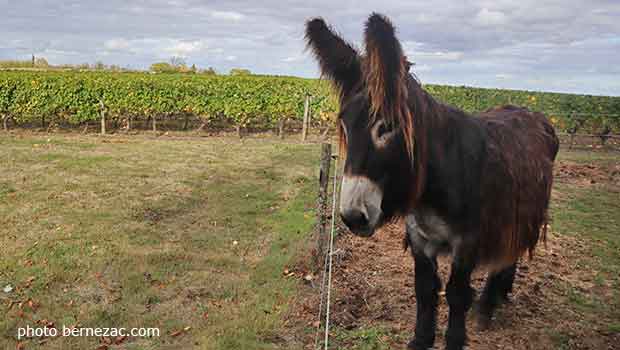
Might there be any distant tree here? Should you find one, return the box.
[34,57,49,67]
[190,64,197,73]
[150,62,177,73]
[201,67,217,75]
[169,56,187,67]
[0,60,37,68]
[177,64,192,73]
[230,68,251,76]
[94,61,106,70]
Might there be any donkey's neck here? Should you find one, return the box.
[406,78,480,205]
[408,80,471,130]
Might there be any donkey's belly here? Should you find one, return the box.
[406,209,461,259]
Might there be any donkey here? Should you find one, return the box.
[306,13,559,350]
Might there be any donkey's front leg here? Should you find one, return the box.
[445,253,476,350]
[408,250,440,350]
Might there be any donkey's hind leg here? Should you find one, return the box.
[476,263,517,329]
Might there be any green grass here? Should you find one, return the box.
[0,133,319,349]
[548,150,620,348]
[556,148,620,165]
[331,326,400,350]
[548,330,571,350]
[1,133,618,350]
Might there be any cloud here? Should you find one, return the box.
[495,73,514,80]
[473,8,508,27]
[210,10,244,21]
[282,55,303,62]
[0,0,618,95]
[104,38,130,51]
[414,64,432,72]
[417,51,464,61]
[164,40,209,57]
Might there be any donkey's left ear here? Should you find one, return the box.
[305,18,362,100]
[363,13,409,118]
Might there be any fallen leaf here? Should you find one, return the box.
[114,335,127,345]
[2,285,12,293]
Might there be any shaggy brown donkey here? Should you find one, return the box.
[305,13,559,350]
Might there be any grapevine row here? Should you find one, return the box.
[1,71,619,133]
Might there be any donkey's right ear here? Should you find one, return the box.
[305,18,362,99]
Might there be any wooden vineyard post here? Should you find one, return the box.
[152,115,157,133]
[315,143,332,269]
[183,114,190,130]
[2,114,8,131]
[99,100,106,135]
[278,118,286,139]
[301,94,310,141]
[599,125,611,147]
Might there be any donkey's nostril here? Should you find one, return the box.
[340,209,369,230]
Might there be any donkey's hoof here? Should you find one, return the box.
[445,342,465,350]
[407,338,435,350]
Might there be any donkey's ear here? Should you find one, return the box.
[363,13,409,119]
[305,18,362,99]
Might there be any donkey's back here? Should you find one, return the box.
[476,105,559,268]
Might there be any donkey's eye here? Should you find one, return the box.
[371,120,395,147]
[376,122,393,138]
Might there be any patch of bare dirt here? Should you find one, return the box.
[288,221,619,350]
[554,160,620,186]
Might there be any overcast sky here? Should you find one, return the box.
[1,0,619,95]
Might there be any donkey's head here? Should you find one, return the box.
[306,13,421,237]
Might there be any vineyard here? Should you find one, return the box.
[1,71,619,134]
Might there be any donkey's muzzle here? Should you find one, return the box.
[339,175,383,237]
[340,209,370,234]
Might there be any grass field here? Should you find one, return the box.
[1,132,619,350]
[0,132,320,350]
